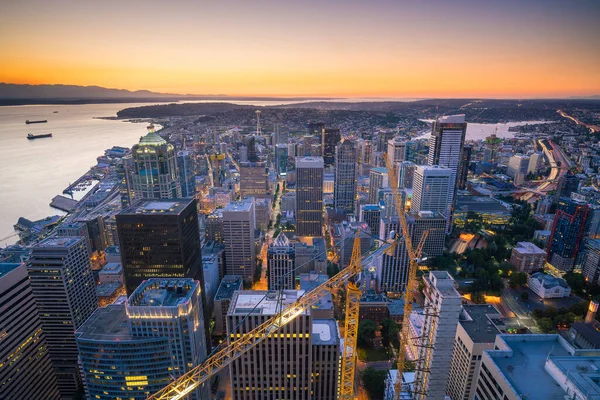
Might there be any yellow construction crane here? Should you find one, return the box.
[149,232,365,400]
[384,154,429,400]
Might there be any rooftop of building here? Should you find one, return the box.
[408,210,445,220]
[214,275,243,302]
[76,304,137,341]
[96,282,123,297]
[460,304,502,344]
[455,195,511,213]
[370,167,388,174]
[437,114,465,124]
[387,299,405,316]
[571,322,600,348]
[104,245,119,255]
[36,235,82,248]
[223,198,254,212]
[513,241,546,255]
[299,273,333,311]
[121,199,192,216]
[361,204,381,211]
[415,164,452,172]
[312,319,340,346]
[229,290,305,316]
[0,263,21,279]
[295,156,324,168]
[488,334,600,400]
[128,279,197,307]
[361,291,388,303]
[530,272,570,289]
[100,262,122,273]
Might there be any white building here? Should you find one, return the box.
[507,154,530,185]
[222,199,256,282]
[527,272,571,298]
[411,165,452,217]
[414,271,462,399]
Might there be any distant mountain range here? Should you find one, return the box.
[0,83,327,105]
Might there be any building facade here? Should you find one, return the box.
[240,161,270,199]
[509,242,546,273]
[296,157,324,237]
[322,128,341,167]
[414,271,462,399]
[411,165,452,217]
[547,198,589,272]
[222,199,256,282]
[368,167,389,204]
[124,124,181,205]
[427,114,467,231]
[268,233,296,290]
[0,263,60,400]
[333,139,358,214]
[27,236,98,398]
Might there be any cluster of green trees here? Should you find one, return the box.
[358,318,400,348]
[362,368,387,399]
[531,303,588,333]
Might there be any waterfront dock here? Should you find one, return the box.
[50,195,79,212]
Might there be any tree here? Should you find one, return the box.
[538,317,554,333]
[380,318,400,348]
[564,272,586,295]
[472,292,486,304]
[509,272,527,288]
[520,291,529,301]
[362,367,387,399]
[358,320,377,347]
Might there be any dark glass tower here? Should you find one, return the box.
[116,199,203,294]
[547,198,589,272]
[321,128,341,167]
[333,139,357,214]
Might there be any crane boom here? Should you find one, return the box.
[385,154,427,400]
[149,232,367,400]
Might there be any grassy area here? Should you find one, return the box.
[357,347,393,362]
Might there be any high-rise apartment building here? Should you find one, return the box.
[411,165,452,217]
[368,167,389,204]
[547,198,589,272]
[360,204,382,238]
[398,161,415,189]
[378,211,446,293]
[177,149,196,198]
[222,199,256,282]
[414,271,462,400]
[227,290,340,400]
[27,236,98,398]
[123,124,181,205]
[509,242,546,273]
[0,263,60,400]
[446,305,502,400]
[427,114,467,231]
[268,233,296,290]
[76,279,208,400]
[333,139,358,214]
[240,161,270,199]
[296,157,324,237]
[321,128,341,167]
[116,199,204,294]
[507,154,530,185]
[457,145,472,190]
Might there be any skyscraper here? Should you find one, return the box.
[321,128,341,167]
[414,271,462,400]
[227,290,340,400]
[268,233,296,290]
[177,149,196,198]
[124,124,181,204]
[397,161,415,189]
[547,198,589,272]
[0,263,60,400]
[368,167,389,204]
[239,161,270,199]
[27,236,98,398]
[427,114,467,231]
[360,204,382,238]
[483,132,501,165]
[554,172,580,203]
[222,199,256,282]
[275,143,289,176]
[411,165,452,216]
[507,154,530,185]
[76,279,208,400]
[387,137,407,170]
[457,145,472,190]
[379,211,446,293]
[334,139,358,214]
[296,156,324,237]
[116,199,204,294]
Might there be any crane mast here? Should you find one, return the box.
[149,231,365,400]
[385,154,428,400]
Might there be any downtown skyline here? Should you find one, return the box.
[1,0,599,98]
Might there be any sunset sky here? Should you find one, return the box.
[1,0,599,98]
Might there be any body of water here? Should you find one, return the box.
[417,120,551,141]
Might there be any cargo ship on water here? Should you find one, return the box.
[27,133,52,140]
[25,119,48,124]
